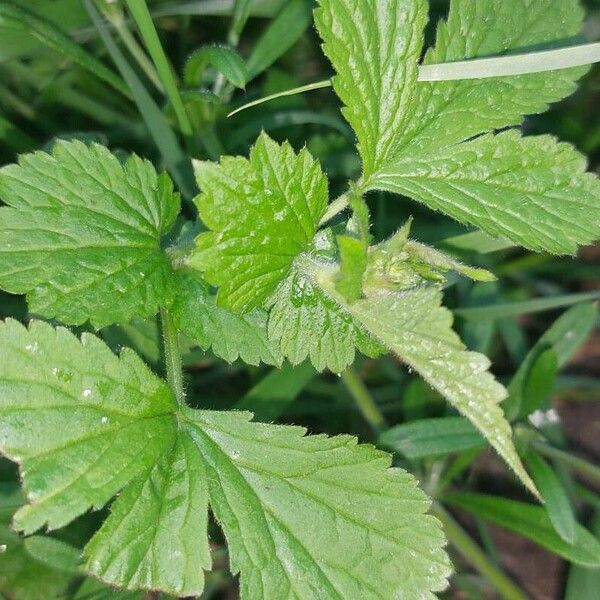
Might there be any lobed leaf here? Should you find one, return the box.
[190,133,328,312]
[0,141,180,327]
[0,320,450,598]
[171,269,283,366]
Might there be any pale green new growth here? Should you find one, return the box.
[191,133,328,312]
[184,44,249,89]
[0,320,449,598]
[0,141,180,326]
[171,269,283,366]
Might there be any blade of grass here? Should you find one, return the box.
[0,113,36,153]
[533,442,600,483]
[125,0,193,141]
[341,368,387,434]
[84,0,196,200]
[0,2,129,98]
[455,291,600,321]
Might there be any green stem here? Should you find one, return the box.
[319,192,350,227]
[432,504,531,600]
[100,2,164,92]
[341,368,386,433]
[160,308,185,406]
[125,0,194,141]
[533,442,600,482]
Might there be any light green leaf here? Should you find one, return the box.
[0,319,177,534]
[400,0,587,155]
[184,44,249,89]
[314,0,427,177]
[371,131,600,254]
[445,492,600,567]
[190,133,329,312]
[1,319,451,598]
[186,409,451,599]
[270,255,538,495]
[0,141,180,327]
[23,536,81,575]
[171,269,283,366]
[85,434,210,596]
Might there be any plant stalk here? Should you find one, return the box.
[341,368,387,433]
[125,0,194,141]
[160,308,186,406]
[431,503,531,600]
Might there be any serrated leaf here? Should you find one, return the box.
[184,44,249,89]
[0,319,177,534]
[401,0,588,155]
[314,0,427,177]
[371,131,600,254]
[0,141,180,326]
[171,269,283,366]
[0,319,451,598]
[186,409,451,599]
[190,133,328,312]
[85,434,210,595]
[315,0,600,254]
[269,256,538,496]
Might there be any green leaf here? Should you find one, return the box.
[23,536,81,575]
[0,319,177,534]
[444,492,600,567]
[246,0,314,81]
[520,348,558,417]
[401,0,588,155]
[270,256,537,496]
[379,417,486,459]
[185,409,451,599]
[171,269,283,366]
[565,514,600,600]
[184,44,249,89]
[314,0,427,177]
[0,485,76,600]
[1,319,451,598]
[190,133,329,312]
[0,2,129,97]
[0,141,180,327]
[525,451,577,544]
[85,433,211,595]
[371,131,600,254]
[504,302,598,419]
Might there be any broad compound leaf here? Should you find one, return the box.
[190,133,329,312]
[0,319,177,534]
[0,141,180,326]
[314,0,427,177]
[373,132,600,254]
[171,269,283,366]
[185,409,451,600]
[0,319,451,598]
[269,256,538,496]
[316,0,600,254]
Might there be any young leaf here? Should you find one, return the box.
[0,141,180,327]
[0,320,451,598]
[171,269,283,366]
[314,0,427,177]
[0,319,177,534]
[184,45,249,89]
[185,409,451,599]
[190,133,328,312]
[371,131,600,254]
[444,493,600,567]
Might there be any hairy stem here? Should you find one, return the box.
[160,308,186,406]
[431,504,531,600]
[341,368,387,433]
[319,192,350,227]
